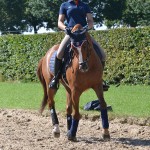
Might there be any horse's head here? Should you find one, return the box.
[69,24,90,72]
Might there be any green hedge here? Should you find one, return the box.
[93,27,150,85]
[0,33,64,82]
[0,27,150,85]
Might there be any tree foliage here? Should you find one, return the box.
[0,0,149,34]
[103,0,150,28]
[0,0,26,34]
[46,0,63,30]
[25,0,49,33]
[122,0,150,27]
[86,0,105,26]
[20,0,63,33]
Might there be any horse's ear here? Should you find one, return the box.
[71,24,82,32]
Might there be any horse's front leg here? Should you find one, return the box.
[67,88,81,141]
[66,91,72,131]
[93,84,110,140]
[48,89,60,138]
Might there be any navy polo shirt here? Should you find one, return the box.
[59,0,91,27]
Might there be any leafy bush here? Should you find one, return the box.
[0,33,63,82]
[90,27,150,85]
[0,27,149,85]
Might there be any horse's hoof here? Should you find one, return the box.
[67,131,77,142]
[102,134,110,141]
[52,124,60,138]
[52,131,60,138]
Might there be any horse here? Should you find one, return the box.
[37,24,110,141]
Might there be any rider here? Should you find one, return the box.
[49,0,109,90]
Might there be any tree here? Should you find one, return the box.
[24,0,49,33]
[83,0,126,28]
[102,0,126,28]
[24,0,63,33]
[1,0,149,34]
[85,0,105,27]
[46,0,63,30]
[122,0,150,27]
[0,0,26,34]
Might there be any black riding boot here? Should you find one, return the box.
[101,61,110,91]
[49,57,62,89]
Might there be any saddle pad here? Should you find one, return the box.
[49,51,57,74]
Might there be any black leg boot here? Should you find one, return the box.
[101,61,110,91]
[49,57,62,89]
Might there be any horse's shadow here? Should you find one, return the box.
[78,137,150,147]
[77,136,105,143]
[117,138,150,147]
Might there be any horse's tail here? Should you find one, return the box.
[37,57,48,114]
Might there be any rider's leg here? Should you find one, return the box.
[91,37,110,90]
[91,37,106,62]
[49,57,62,89]
[49,35,70,89]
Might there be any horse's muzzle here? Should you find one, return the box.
[79,62,89,72]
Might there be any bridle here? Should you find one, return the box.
[66,24,91,72]
[71,36,91,72]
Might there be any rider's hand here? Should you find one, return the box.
[65,27,71,35]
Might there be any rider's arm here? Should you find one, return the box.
[86,13,94,29]
[58,14,66,30]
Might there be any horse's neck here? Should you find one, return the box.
[90,49,101,69]
[71,33,101,70]
[86,33,101,66]
[86,32,92,45]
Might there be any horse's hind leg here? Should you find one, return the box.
[93,84,110,140]
[47,88,60,138]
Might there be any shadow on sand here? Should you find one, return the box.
[78,136,150,147]
[118,138,150,147]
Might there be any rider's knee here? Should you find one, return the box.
[57,52,63,59]
[100,48,106,61]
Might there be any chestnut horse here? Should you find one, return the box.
[37,24,110,141]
